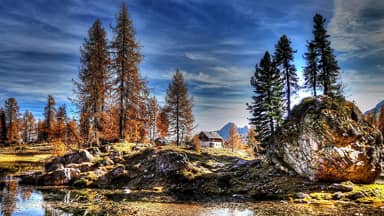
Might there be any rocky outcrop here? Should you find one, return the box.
[21,147,194,188]
[21,149,95,186]
[275,96,383,183]
[94,165,126,186]
[40,168,81,186]
[156,151,189,175]
[45,150,94,172]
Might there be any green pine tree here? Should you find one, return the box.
[248,52,283,151]
[312,14,341,96]
[303,42,319,97]
[274,35,298,118]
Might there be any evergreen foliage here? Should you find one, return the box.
[248,52,283,149]
[303,42,319,97]
[274,35,298,118]
[312,14,341,96]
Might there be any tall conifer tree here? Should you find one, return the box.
[56,104,68,142]
[21,110,35,143]
[111,3,142,140]
[5,98,20,144]
[303,42,319,97]
[0,108,6,142]
[74,19,110,146]
[274,35,298,118]
[312,14,341,96]
[165,70,194,146]
[248,52,283,150]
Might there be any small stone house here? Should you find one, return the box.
[198,131,224,148]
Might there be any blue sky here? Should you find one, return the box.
[0,0,383,131]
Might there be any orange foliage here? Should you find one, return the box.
[51,140,68,157]
[157,108,169,138]
[98,110,119,143]
[378,105,384,132]
[226,123,241,152]
[192,135,201,152]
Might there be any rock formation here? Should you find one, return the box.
[275,96,383,183]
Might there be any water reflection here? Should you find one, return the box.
[204,208,254,216]
[0,177,257,216]
[0,176,45,216]
[0,176,382,216]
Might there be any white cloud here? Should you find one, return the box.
[329,0,384,58]
[185,52,218,62]
[343,69,384,112]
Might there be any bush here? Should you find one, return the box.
[51,140,68,157]
[192,135,201,153]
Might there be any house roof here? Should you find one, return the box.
[200,131,223,140]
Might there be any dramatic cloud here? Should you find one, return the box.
[0,0,381,131]
[329,0,384,111]
[329,0,384,55]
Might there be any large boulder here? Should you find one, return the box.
[156,151,189,175]
[275,97,383,183]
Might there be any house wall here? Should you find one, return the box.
[201,141,223,148]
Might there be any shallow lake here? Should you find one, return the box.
[1,176,384,216]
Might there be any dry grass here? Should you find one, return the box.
[201,147,253,160]
[113,142,136,153]
[0,153,51,163]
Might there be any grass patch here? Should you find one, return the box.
[0,153,51,163]
[346,183,384,203]
[201,148,253,160]
[113,142,136,153]
[306,183,384,204]
[310,192,333,200]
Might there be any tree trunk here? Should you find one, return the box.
[286,67,291,119]
[313,74,317,97]
[321,47,329,96]
[176,96,180,146]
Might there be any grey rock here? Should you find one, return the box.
[156,151,189,175]
[348,191,366,200]
[329,183,353,192]
[332,192,343,200]
[295,192,310,199]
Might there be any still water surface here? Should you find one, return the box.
[1,176,382,216]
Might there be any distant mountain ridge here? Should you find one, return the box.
[365,100,384,115]
[217,122,248,141]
